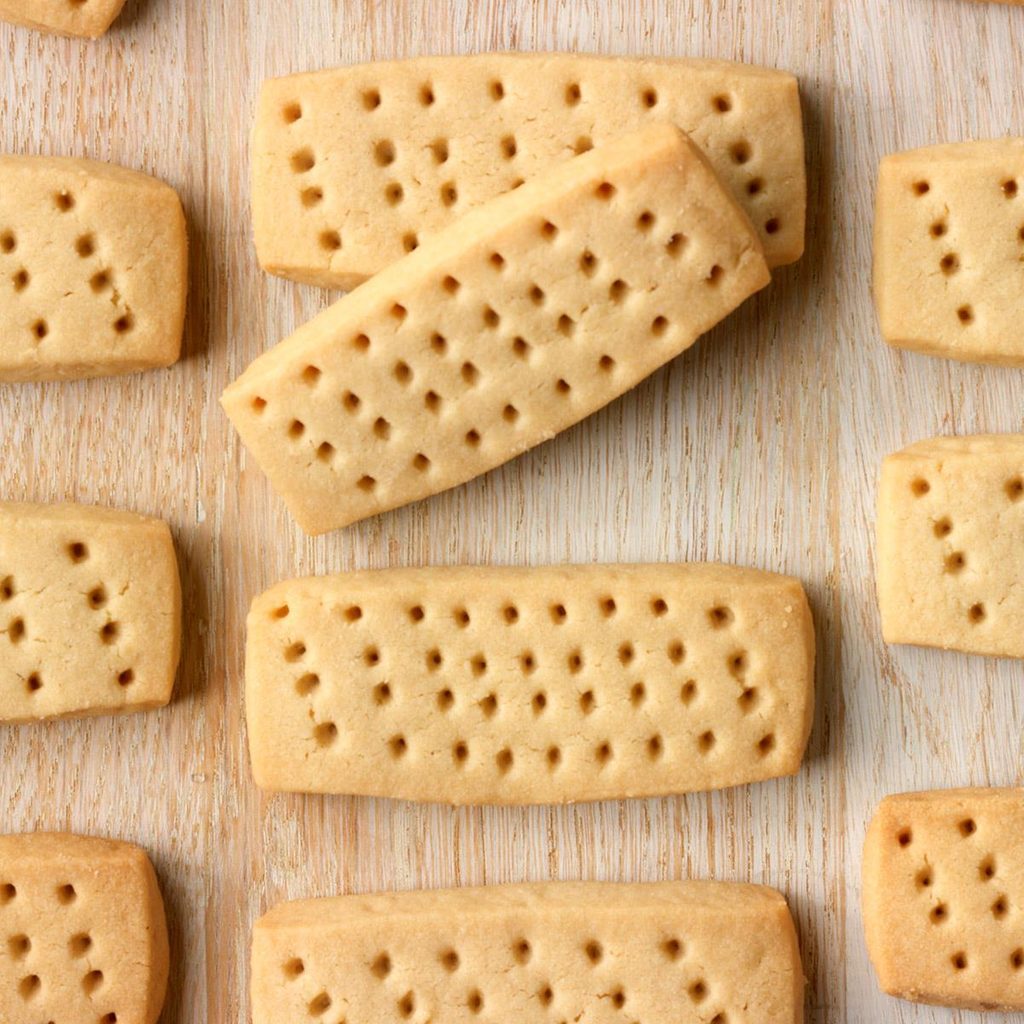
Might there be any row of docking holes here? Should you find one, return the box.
[292,138,779,257]
[909,473,1024,625]
[285,934,730,1023]
[250,241,726,486]
[895,821,1024,974]
[912,176,1024,328]
[283,81,739,123]
[0,204,134,339]
[272,595,740,627]
[0,882,118,1019]
[1,551,135,693]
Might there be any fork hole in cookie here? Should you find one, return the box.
[531,690,548,714]
[99,621,119,644]
[731,141,751,164]
[959,817,978,836]
[951,952,968,971]
[56,883,76,904]
[73,234,96,259]
[944,551,966,574]
[295,673,319,696]
[313,722,338,747]
[496,747,514,773]
[912,180,930,196]
[680,680,697,705]
[929,220,947,238]
[1003,178,1019,199]
[452,741,469,765]
[698,730,716,754]
[546,745,561,768]
[1005,477,1024,502]
[708,605,733,628]
[910,478,930,497]
[967,603,986,625]
[284,642,306,663]
[290,149,315,173]
[31,320,48,341]
[7,935,29,959]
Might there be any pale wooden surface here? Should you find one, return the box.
[1,1,1022,1021]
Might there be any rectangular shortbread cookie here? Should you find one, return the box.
[877,434,1024,659]
[874,140,1024,366]
[246,564,815,804]
[252,881,805,1024]
[863,788,1024,1012]
[0,832,168,1024]
[254,53,805,288]
[0,156,187,380]
[225,124,770,534]
[0,0,126,37]
[0,502,181,722]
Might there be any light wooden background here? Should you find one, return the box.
[1,0,1022,1020]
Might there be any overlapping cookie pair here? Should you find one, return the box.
[225,54,808,534]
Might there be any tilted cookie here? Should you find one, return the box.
[0,0,126,37]
[246,564,814,804]
[0,156,187,380]
[254,53,804,288]
[877,434,1024,659]
[0,832,168,1024]
[863,789,1024,1012]
[253,881,805,1024]
[226,124,770,534]
[874,140,1024,366]
[0,502,181,722]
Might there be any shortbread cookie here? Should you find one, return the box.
[863,789,1024,1011]
[877,434,1024,659]
[0,157,187,380]
[246,564,814,803]
[0,502,181,722]
[874,140,1024,366]
[0,833,168,1024]
[0,0,126,37]
[225,124,770,534]
[254,54,805,288]
[253,881,805,1024]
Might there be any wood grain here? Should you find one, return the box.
[1,0,1022,1021]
